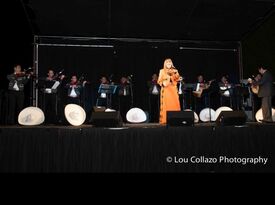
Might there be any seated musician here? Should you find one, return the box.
[193,75,208,114]
[147,73,160,122]
[219,75,233,107]
[65,75,87,105]
[96,76,110,107]
[118,76,131,122]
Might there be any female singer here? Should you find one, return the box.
[157,58,181,124]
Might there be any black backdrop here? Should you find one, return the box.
[37,43,239,111]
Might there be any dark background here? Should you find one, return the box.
[1,0,275,120]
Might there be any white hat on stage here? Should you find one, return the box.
[255,108,275,122]
[64,104,86,126]
[214,106,233,121]
[184,109,199,123]
[199,108,216,122]
[18,107,45,126]
[126,107,147,123]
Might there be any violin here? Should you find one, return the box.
[15,68,34,77]
[167,68,177,76]
[15,72,27,77]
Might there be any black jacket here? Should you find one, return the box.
[256,70,274,97]
[118,83,131,96]
[7,74,29,91]
[65,83,83,98]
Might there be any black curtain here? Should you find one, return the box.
[0,125,275,172]
[38,44,239,112]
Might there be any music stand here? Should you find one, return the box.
[183,83,196,110]
[97,84,118,108]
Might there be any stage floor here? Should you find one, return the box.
[1,122,275,173]
[0,122,274,129]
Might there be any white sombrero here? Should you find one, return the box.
[126,108,147,123]
[18,107,45,126]
[255,108,275,122]
[64,104,86,126]
[214,106,233,121]
[199,108,216,122]
[184,109,199,123]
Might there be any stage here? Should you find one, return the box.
[0,122,275,173]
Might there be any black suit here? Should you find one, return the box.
[256,70,274,121]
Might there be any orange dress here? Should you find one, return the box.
[158,68,181,124]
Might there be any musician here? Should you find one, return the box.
[39,69,65,124]
[148,73,160,122]
[219,75,233,107]
[194,74,209,114]
[6,64,31,124]
[250,66,274,123]
[118,76,132,122]
[252,74,262,113]
[65,75,87,105]
[157,58,181,124]
[96,76,110,107]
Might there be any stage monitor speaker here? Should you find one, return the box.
[167,111,194,126]
[91,111,123,127]
[216,111,247,126]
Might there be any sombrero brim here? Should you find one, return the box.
[65,104,86,126]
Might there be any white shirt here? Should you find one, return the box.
[69,87,77,97]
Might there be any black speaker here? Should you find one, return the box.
[216,111,247,126]
[167,111,194,126]
[91,111,123,127]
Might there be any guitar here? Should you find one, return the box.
[193,79,215,98]
[247,78,259,95]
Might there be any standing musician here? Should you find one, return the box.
[157,58,181,124]
[7,64,32,125]
[248,66,274,123]
[65,75,87,105]
[251,73,262,113]
[148,73,160,122]
[39,69,65,124]
[118,76,132,122]
[96,76,110,107]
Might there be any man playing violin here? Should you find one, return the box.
[39,69,65,124]
[7,64,31,124]
[65,75,87,105]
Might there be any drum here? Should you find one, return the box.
[199,108,216,122]
[255,108,275,122]
[214,106,233,121]
[184,109,199,123]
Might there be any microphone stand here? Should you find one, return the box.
[128,76,134,108]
